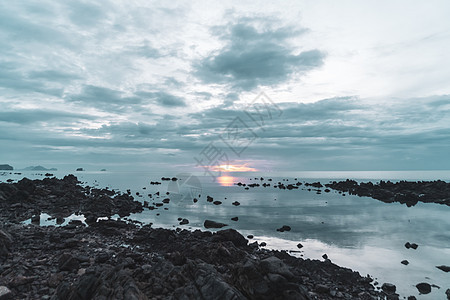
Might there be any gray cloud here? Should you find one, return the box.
[0,3,73,47]
[195,21,325,90]
[0,62,64,96]
[66,85,142,111]
[135,91,186,107]
[0,109,95,124]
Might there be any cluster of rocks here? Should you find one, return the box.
[0,176,389,299]
[0,175,143,223]
[325,179,450,206]
[0,220,382,299]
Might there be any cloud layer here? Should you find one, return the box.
[0,1,449,171]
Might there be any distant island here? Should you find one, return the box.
[21,166,57,171]
[0,164,13,170]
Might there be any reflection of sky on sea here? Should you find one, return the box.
[4,170,450,298]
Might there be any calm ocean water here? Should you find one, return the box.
[2,170,450,298]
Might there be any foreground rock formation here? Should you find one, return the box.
[0,222,380,299]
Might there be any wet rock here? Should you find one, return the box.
[382,283,396,294]
[405,242,411,249]
[407,296,417,300]
[416,282,431,294]
[231,217,238,221]
[446,288,450,299]
[247,235,253,239]
[179,219,189,225]
[204,220,228,229]
[276,225,291,232]
[437,265,450,272]
[206,196,213,202]
[214,229,247,247]
[213,201,222,205]
[401,260,409,265]
[297,243,303,249]
[260,242,267,247]
[322,254,328,260]
[410,243,418,249]
[232,201,240,206]
[31,214,40,225]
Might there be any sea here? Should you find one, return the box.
[2,170,450,299]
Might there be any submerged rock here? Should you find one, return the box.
[276,225,291,232]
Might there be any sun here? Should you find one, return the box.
[210,163,258,172]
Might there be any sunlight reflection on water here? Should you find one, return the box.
[217,175,236,186]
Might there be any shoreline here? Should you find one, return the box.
[0,176,385,299]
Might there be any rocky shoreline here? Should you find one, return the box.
[0,176,387,299]
[325,179,450,207]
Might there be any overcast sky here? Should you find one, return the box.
[1,0,450,172]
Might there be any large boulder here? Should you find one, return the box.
[213,229,247,247]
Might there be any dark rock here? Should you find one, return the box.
[260,242,267,247]
[322,254,328,260]
[407,296,417,300]
[58,253,80,272]
[446,288,450,299]
[231,217,238,221]
[410,243,418,249]
[0,230,12,258]
[297,243,303,249]
[166,251,186,266]
[179,219,189,225]
[247,235,253,239]
[276,225,291,232]
[416,282,431,294]
[206,196,213,202]
[214,229,247,247]
[31,214,40,225]
[204,220,228,229]
[405,242,411,249]
[95,252,110,264]
[232,201,240,206]
[76,168,84,171]
[401,260,409,265]
[260,256,293,278]
[436,265,450,272]
[213,201,222,205]
[382,283,396,294]
[316,284,329,293]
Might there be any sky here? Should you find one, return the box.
[1,0,450,172]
